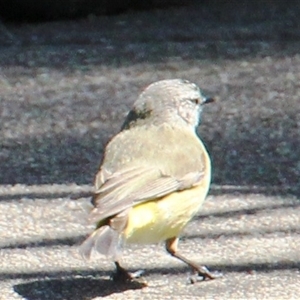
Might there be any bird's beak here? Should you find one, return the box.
[203,97,215,105]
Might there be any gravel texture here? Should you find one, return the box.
[0,2,300,299]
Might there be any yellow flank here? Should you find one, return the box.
[124,180,210,244]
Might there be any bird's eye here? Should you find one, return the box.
[190,98,200,105]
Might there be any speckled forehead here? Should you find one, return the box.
[174,83,202,101]
[151,80,199,97]
[183,82,200,95]
[188,82,200,92]
[134,80,202,111]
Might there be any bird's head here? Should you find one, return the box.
[122,79,214,130]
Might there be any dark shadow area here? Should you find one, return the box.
[0,191,91,202]
[0,127,299,197]
[10,260,300,299]
[0,185,297,202]
[13,274,146,300]
[4,260,300,282]
[209,186,300,197]
[197,200,300,220]
[0,235,86,250]
[0,1,299,198]
[186,225,300,241]
[0,0,297,23]
[0,134,103,185]
[0,0,194,22]
[0,1,299,59]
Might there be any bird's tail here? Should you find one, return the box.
[79,225,121,260]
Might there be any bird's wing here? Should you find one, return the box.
[88,165,204,223]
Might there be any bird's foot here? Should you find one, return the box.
[111,264,144,283]
[188,265,223,284]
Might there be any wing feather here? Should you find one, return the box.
[89,166,204,223]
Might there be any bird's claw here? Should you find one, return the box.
[111,268,144,282]
[188,266,223,284]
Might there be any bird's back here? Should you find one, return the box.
[102,123,209,179]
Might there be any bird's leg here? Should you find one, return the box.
[165,237,223,283]
[111,261,144,282]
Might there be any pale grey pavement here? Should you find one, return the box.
[1,185,299,299]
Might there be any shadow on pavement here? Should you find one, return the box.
[1,123,299,198]
[197,199,300,219]
[10,260,300,299]
[0,1,299,196]
[0,235,86,250]
[0,191,92,202]
[13,274,146,300]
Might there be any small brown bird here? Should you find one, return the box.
[80,79,221,283]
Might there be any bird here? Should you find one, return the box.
[79,79,222,283]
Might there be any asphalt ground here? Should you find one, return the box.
[1,2,300,299]
[1,186,300,299]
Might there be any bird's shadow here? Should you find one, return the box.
[13,274,146,300]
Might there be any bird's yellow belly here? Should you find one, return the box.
[124,184,209,244]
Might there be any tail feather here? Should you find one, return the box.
[79,225,121,260]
